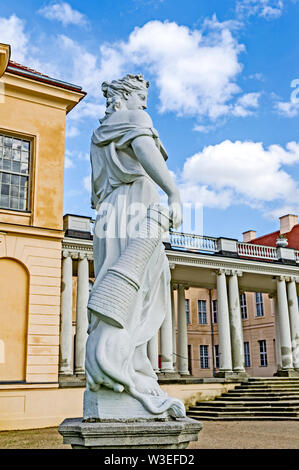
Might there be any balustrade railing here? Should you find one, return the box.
[169,231,218,253]
[237,242,278,260]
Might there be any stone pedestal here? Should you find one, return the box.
[276,369,299,377]
[214,370,249,381]
[59,417,202,449]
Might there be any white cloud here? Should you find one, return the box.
[232,92,261,116]
[179,140,299,217]
[0,14,28,63]
[248,73,265,81]
[65,150,75,168]
[39,2,87,27]
[275,99,299,117]
[66,125,80,138]
[83,175,91,192]
[236,0,284,19]
[59,18,251,122]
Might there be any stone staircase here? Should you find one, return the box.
[187,377,299,420]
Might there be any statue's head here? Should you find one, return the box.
[100,74,149,121]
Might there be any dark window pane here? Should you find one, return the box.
[10,197,18,210]
[1,184,9,195]
[10,185,19,197]
[3,160,11,170]
[2,173,10,184]
[22,141,29,151]
[12,161,20,172]
[20,176,27,187]
[18,199,26,210]
[11,174,20,185]
[20,162,28,174]
[0,195,9,208]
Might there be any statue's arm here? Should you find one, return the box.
[131,135,182,228]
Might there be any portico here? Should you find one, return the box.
[59,216,299,382]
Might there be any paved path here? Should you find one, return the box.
[0,421,299,449]
[189,420,299,449]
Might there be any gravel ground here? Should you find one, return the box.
[0,421,299,449]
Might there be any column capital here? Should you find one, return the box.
[228,269,243,277]
[172,283,178,290]
[169,262,176,270]
[216,268,231,276]
[78,252,89,260]
[62,249,71,258]
[178,283,189,291]
[276,275,290,282]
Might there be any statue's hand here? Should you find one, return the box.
[168,190,182,229]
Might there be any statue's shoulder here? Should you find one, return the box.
[126,109,153,128]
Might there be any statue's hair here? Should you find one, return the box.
[100,74,149,123]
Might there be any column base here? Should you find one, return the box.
[59,417,202,449]
[157,372,181,381]
[276,369,299,377]
[214,370,249,380]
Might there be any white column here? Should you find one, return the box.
[272,294,282,371]
[228,271,245,372]
[217,269,233,372]
[147,334,159,373]
[177,284,189,375]
[160,284,174,373]
[75,254,89,374]
[287,277,299,370]
[277,276,293,370]
[171,285,177,370]
[60,251,73,376]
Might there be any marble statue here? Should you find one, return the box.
[84,73,186,421]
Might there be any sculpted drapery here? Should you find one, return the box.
[85,74,185,419]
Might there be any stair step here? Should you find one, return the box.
[216,396,299,401]
[194,400,299,407]
[187,410,299,417]
[230,391,299,394]
[227,387,299,391]
[189,377,299,420]
[189,406,299,412]
[187,415,299,421]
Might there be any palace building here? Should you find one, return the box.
[1,43,299,431]
[0,43,86,429]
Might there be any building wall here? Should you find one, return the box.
[174,287,276,378]
[0,228,62,383]
[0,48,84,430]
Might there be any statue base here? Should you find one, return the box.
[58,417,202,449]
[83,388,173,421]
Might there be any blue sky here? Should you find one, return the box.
[1,0,299,239]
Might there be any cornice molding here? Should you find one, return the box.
[0,44,10,78]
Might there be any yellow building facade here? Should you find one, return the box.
[0,43,86,429]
